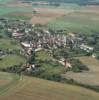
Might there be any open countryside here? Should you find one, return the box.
[0,0,99,100]
[1,76,99,100]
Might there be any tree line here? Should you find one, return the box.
[22,0,99,5]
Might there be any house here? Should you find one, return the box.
[12,32,24,38]
[80,44,94,52]
[59,58,72,69]
[68,32,76,38]
[0,50,5,57]
[21,42,31,48]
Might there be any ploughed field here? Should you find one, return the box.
[0,75,99,100]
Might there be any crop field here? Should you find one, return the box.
[0,76,99,100]
[63,56,99,86]
[0,72,19,94]
[47,8,99,34]
[0,72,12,87]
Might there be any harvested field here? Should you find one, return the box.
[1,76,99,100]
[0,80,9,86]
[62,57,99,86]
[0,72,18,88]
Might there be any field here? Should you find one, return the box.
[63,56,99,86]
[0,75,99,100]
[0,0,32,18]
[0,72,13,87]
[0,72,19,94]
[0,0,10,4]
[30,8,73,24]
[47,7,99,34]
[0,39,21,50]
[0,55,26,68]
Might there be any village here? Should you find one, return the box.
[0,17,97,73]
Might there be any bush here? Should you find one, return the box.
[69,58,89,72]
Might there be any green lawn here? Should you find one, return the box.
[0,55,26,68]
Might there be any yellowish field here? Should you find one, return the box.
[0,76,99,100]
[0,72,12,87]
[0,72,19,94]
[63,56,99,86]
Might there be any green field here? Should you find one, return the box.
[47,11,99,34]
[0,0,32,16]
[0,76,99,100]
[0,55,26,68]
[0,6,32,16]
[0,39,21,50]
[0,0,10,4]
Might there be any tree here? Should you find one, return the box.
[28,49,35,64]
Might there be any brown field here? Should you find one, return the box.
[62,57,99,86]
[30,13,65,24]
[7,12,33,17]
[81,5,99,14]
[30,8,73,24]
[1,76,99,100]
[0,80,9,86]
[7,8,73,24]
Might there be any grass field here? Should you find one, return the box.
[63,56,99,86]
[47,11,99,34]
[0,0,32,16]
[0,0,10,4]
[0,6,32,16]
[0,55,26,68]
[0,76,99,100]
[0,38,21,50]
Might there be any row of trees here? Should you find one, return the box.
[29,0,99,5]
